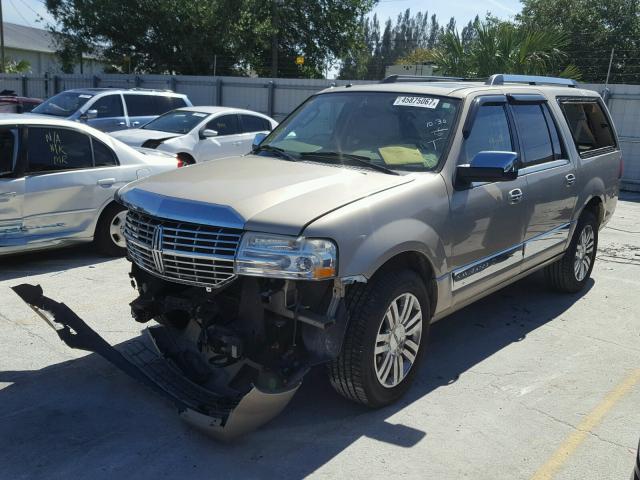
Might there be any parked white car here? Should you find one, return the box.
[0,115,179,257]
[110,106,277,164]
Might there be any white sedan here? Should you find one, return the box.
[110,106,277,165]
[0,115,179,257]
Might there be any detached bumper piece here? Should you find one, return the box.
[11,284,300,440]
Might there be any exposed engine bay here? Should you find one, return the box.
[128,263,348,401]
[11,265,349,439]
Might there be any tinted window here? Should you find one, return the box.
[31,91,92,117]
[170,97,187,109]
[463,105,512,163]
[542,104,564,160]
[208,115,240,136]
[559,100,616,156]
[512,104,554,166]
[92,139,118,167]
[91,94,123,118]
[0,128,16,175]
[27,127,92,172]
[240,114,271,133]
[142,110,208,134]
[125,94,173,117]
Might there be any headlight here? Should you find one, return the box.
[235,233,337,280]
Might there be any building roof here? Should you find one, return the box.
[3,22,56,54]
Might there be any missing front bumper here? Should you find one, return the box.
[11,284,300,440]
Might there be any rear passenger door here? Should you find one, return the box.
[124,94,167,128]
[21,127,123,241]
[85,94,127,132]
[508,95,578,270]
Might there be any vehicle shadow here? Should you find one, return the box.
[620,190,640,203]
[0,272,593,479]
[0,244,118,282]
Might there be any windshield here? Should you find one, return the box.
[32,91,92,117]
[260,91,460,171]
[141,110,208,134]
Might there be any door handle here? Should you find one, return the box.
[132,121,140,127]
[565,173,576,186]
[97,178,116,187]
[0,191,17,202]
[233,141,243,146]
[117,121,126,126]
[508,188,523,204]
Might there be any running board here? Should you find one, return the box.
[11,284,300,440]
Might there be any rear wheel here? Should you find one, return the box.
[328,269,430,407]
[544,210,598,293]
[95,203,127,256]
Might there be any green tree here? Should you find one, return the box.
[518,0,640,83]
[3,59,31,73]
[45,0,374,77]
[432,21,579,79]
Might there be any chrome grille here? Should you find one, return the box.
[124,210,242,288]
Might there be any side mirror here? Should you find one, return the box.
[80,109,98,121]
[200,129,218,139]
[252,132,268,149]
[456,151,519,185]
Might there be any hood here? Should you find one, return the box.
[117,154,413,235]
[110,129,180,147]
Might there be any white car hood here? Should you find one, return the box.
[110,129,181,147]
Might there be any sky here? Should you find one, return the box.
[4,0,524,31]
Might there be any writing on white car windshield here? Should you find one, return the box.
[259,91,460,171]
[141,110,207,134]
[31,91,92,117]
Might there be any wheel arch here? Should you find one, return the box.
[366,249,438,318]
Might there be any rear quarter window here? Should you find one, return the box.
[558,99,616,157]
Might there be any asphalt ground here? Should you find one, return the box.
[1,193,639,480]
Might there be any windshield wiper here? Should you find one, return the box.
[253,144,296,161]
[299,151,398,175]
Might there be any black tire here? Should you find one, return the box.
[95,203,127,256]
[544,210,598,293]
[328,269,430,408]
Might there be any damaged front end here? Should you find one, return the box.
[12,262,349,439]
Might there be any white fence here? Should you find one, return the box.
[0,73,638,190]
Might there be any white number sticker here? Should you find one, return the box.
[393,96,440,109]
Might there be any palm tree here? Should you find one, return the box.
[432,21,580,79]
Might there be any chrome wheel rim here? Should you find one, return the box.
[374,292,422,389]
[109,210,127,248]
[574,224,595,282]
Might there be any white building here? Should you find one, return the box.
[2,22,105,75]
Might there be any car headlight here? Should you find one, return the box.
[235,233,337,280]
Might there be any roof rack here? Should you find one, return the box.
[486,74,577,88]
[127,88,175,93]
[380,74,467,84]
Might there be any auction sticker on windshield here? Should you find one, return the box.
[393,96,440,109]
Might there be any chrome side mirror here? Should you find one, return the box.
[456,151,519,185]
[81,109,98,120]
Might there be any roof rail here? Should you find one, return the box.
[127,88,175,93]
[486,74,577,88]
[380,74,467,84]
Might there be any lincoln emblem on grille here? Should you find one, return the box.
[151,225,164,273]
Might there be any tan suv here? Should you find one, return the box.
[14,74,622,439]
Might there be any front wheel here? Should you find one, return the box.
[95,204,128,256]
[328,269,430,407]
[544,210,598,293]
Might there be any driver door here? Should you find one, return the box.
[194,114,243,161]
[448,96,527,303]
[0,127,25,248]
